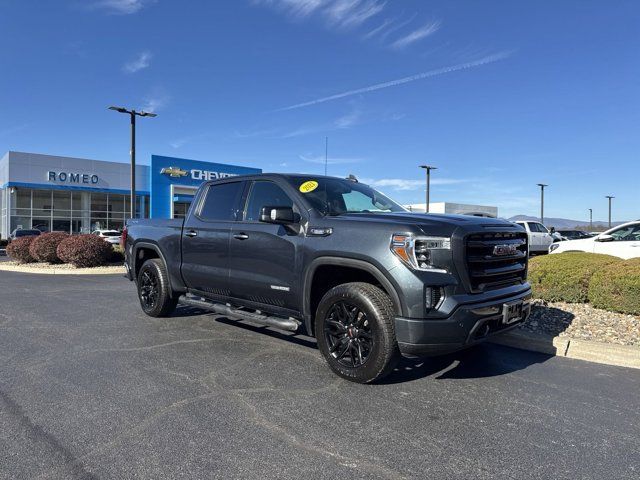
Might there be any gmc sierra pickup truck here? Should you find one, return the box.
[124,174,531,383]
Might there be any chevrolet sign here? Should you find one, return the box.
[161,166,237,181]
[160,167,188,178]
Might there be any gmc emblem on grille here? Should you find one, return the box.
[493,244,518,256]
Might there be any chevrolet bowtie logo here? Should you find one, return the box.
[160,166,188,177]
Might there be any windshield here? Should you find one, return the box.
[102,231,121,237]
[289,177,406,215]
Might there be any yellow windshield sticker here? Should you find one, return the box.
[299,180,319,193]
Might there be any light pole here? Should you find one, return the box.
[419,165,437,213]
[537,183,548,225]
[588,208,593,231]
[109,106,157,220]
[605,196,614,228]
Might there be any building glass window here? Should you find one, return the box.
[6,187,149,236]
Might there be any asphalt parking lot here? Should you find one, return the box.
[1,271,639,479]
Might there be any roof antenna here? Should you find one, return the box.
[324,136,328,176]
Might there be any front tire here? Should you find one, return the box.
[137,258,178,317]
[315,282,400,383]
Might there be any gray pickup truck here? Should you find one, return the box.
[124,173,531,383]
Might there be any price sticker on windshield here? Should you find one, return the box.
[299,180,319,193]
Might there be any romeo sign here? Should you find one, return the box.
[47,171,99,184]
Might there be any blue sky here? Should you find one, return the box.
[0,0,638,220]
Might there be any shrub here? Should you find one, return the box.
[29,232,69,263]
[57,234,113,268]
[6,236,38,263]
[589,258,640,315]
[528,252,620,303]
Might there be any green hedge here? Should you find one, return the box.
[528,252,619,303]
[589,258,640,315]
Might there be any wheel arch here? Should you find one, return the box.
[302,257,404,336]
[132,241,176,297]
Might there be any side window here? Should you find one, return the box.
[609,225,640,241]
[525,222,536,232]
[535,223,549,233]
[198,182,244,221]
[245,181,293,221]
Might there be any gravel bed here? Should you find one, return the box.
[0,261,124,275]
[521,299,640,347]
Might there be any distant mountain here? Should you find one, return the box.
[507,215,627,230]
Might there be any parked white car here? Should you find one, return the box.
[549,221,640,259]
[515,221,554,253]
[92,230,122,245]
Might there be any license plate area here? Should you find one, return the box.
[502,300,524,325]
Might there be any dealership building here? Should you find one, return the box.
[0,151,261,239]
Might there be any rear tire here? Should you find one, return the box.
[137,258,178,317]
[315,282,400,383]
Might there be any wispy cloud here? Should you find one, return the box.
[141,88,170,112]
[391,20,441,49]
[300,154,362,165]
[362,177,470,191]
[255,0,385,29]
[325,0,385,28]
[333,105,361,128]
[123,51,152,73]
[238,104,363,139]
[90,0,154,14]
[279,51,513,110]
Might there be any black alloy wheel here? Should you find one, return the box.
[324,301,373,368]
[139,269,159,311]
[315,282,400,383]
[137,258,178,317]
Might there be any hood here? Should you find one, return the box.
[335,212,515,227]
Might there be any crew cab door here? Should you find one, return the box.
[180,180,246,296]
[228,180,304,314]
[593,224,640,259]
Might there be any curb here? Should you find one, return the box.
[0,264,125,275]
[488,329,640,370]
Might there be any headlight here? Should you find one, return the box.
[549,243,560,253]
[390,234,450,272]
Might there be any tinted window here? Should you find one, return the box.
[245,181,293,221]
[609,224,640,241]
[199,182,244,221]
[286,177,404,215]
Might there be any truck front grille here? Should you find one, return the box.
[466,231,528,292]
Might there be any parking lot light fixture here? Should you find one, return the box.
[419,165,437,213]
[606,196,615,228]
[537,183,548,225]
[589,208,593,230]
[108,106,157,220]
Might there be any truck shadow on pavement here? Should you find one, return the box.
[175,306,560,384]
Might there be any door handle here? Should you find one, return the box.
[233,233,249,240]
[184,230,198,238]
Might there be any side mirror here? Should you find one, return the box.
[259,206,295,224]
[595,234,614,242]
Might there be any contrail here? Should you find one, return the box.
[278,51,512,111]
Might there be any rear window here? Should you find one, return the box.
[16,230,41,237]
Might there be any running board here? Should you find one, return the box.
[178,295,301,332]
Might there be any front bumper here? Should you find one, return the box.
[395,288,532,356]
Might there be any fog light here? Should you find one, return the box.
[425,286,444,310]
